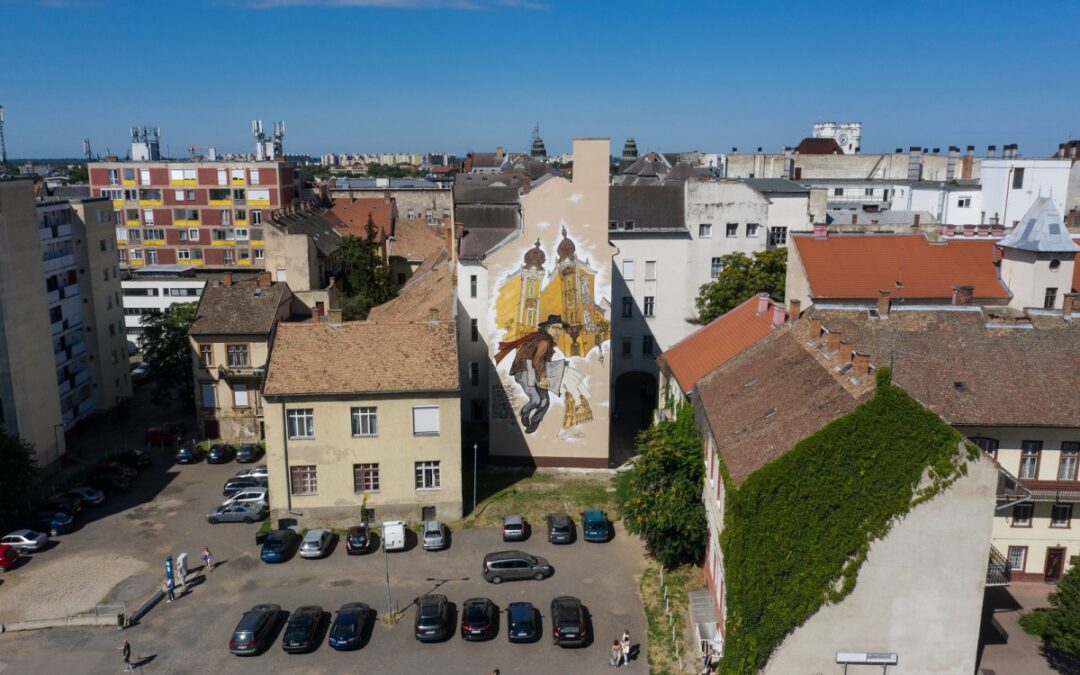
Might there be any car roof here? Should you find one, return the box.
[485,550,530,561]
[339,602,370,613]
[303,529,329,541]
[508,602,533,618]
[582,509,604,519]
[504,515,523,525]
[294,605,322,615]
[420,594,446,606]
[422,520,441,530]
[549,512,570,523]
[463,597,491,606]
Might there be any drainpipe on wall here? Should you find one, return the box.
[281,400,292,514]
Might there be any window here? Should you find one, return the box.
[768,226,787,248]
[235,208,247,221]
[621,337,632,356]
[224,250,235,265]
[621,296,632,318]
[200,383,216,409]
[177,249,190,260]
[609,220,618,230]
[146,250,158,265]
[412,405,440,435]
[864,188,874,196]
[1059,442,1079,480]
[415,461,441,490]
[143,209,154,225]
[746,223,760,237]
[1044,287,1058,309]
[289,465,317,495]
[353,463,380,492]
[833,187,844,196]
[644,261,656,281]
[139,169,151,186]
[127,228,143,242]
[725,223,738,237]
[233,383,249,408]
[699,223,712,238]
[623,220,634,231]
[971,437,999,459]
[107,168,118,185]
[231,168,245,182]
[643,296,655,317]
[351,407,378,437]
[217,169,227,186]
[710,257,723,279]
[287,409,315,439]
[249,169,261,185]
[1012,503,1033,527]
[1020,441,1041,479]
[235,228,249,241]
[1012,168,1025,189]
[469,362,480,385]
[248,188,269,202]
[470,319,479,342]
[470,274,477,298]
[643,335,654,355]
[957,197,972,208]
[254,249,264,260]
[226,344,249,368]
[251,210,262,224]
[1052,504,1073,528]
[200,344,213,367]
[1006,546,1027,571]
[144,228,164,240]
[622,260,635,280]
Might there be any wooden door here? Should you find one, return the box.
[1045,547,1066,582]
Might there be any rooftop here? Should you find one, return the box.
[998,197,1080,253]
[330,177,442,190]
[188,278,291,336]
[368,248,455,322]
[269,208,343,255]
[328,197,395,239]
[740,178,809,195]
[795,137,844,155]
[609,184,685,232]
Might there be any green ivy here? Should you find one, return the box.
[718,367,972,673]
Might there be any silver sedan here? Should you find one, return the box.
[206,503,266,524]
[1,529,49,552]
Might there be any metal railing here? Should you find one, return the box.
[987,545,1011,586]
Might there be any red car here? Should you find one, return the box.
[144,423,184,446]
[0,544,20,572]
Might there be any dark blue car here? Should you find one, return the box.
[581,510,609,542]
[175,445,204,464]
[328,602,372,650]
[34,510,74,536]
[507,602,539,643]
[260,529,299,563]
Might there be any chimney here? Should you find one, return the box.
[853,351,871,378]
[813,223,828,238]
[961,145,974,180]
[1059,143,1066,159]
[257,270,272,286]
[838,340,853,363]
[952,284,975,306]
[877,289,891,316]
[1063,293,1077,318]
[771,306,787,327]
[788,298,801,320]
[907,146,922,181]
[913,213,921,227]
[495,146,504,161]
[222,271,233,288]
[826,329,842,352]
[807,317,822,339]
[988,144,997,158]
[756,292,771,315]
[1069,210,1078,228]
[946,146,959,180]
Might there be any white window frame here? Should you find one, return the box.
[289,465,317,495]
[177,248,191,259]
[233,383,249,408]
[249,169,261,185]
[622,259,635,280]
[1006,546,1026,571]
[746,223,760,237]
[415,460,441,490]
[287,408,315,439]
[351,406,378,437]
[412,405,440,436]
[644,260,656,281]
[139,169,151,185]
[699,223,712,238]
[216,169,227,186]
[188,228,199,241]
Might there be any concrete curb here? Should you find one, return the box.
[125,570,202,628]
[1,614,120,633]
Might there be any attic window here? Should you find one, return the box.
[953,381,966,392]
[744,377,757,388]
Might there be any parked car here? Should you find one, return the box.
[580,510,609,543]
[546,513,574,544]
[112,448,151,470]
[33,510,74,536]
[85,474,129,495]
[260,529,300,563]
[381,520,406,552]
[281,605,323,653]
[235,443,261,463]
[45,495,83,516]
[421,521,447,551]
[62,487,105,507]
[0,544,19,571]
[222,477,266,498]
[507,601,539,643]
[299,529,333,559]
[145,424,184,446]
[229,603,281,656]
[502,515,526,542]
[328,602,373,651]
[206,443,236,464]
[175,444,205,464]
[482,550,553,584]
[207,503,266,524]
[223,487,268,508]
[345,525,371,554]
[413,594,451,642]
[95,461,136,480]
[130,362,150,382]
[460,597,498,641]
[550,595,587,647]
[235,464,268,480]
[1,529,48,552]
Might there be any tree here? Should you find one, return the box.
[140,303,197,408]
[0,433,37,528]
[694,247,787,324]
[339,217,397,320]
[67,163,89,183]
[1045,563,1080,658]
[617,403,707,567]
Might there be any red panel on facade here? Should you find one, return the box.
[281,185,295,206]
[197,168,218,185]
[149,168,169,186]
[165,229,182,245]
[89,168,110,187]
[201,209,222,226]
[259,168,277,186]
[163,190,178,206]
[268,188,279,207]
[204,248,225,265]
[154,209,173,225]
[156,248,177,265]
[189,229,205,245]
[190,189,208,206]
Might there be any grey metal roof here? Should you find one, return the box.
[998,197,1080,253]
[609,185,685,231]
[741,178,809,194]
[331,178,441,190]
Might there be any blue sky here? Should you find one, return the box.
[3,0,1079,158]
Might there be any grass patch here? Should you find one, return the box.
[1019,609,1051,638]
[462,470,617,528]
[257,518,272,536]
[639,562,704,675]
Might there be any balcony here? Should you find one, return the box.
[217,363,265,379]
[53,340,87,367]
[39,223,73,242]
[42,253,76,274]
[987,545,1011,587]
[47,282,80,305]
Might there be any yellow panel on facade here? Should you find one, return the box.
[250,239,264,246]
[208,199,232,207]
[112,200,124,208]
[126,219,140,226]
[235,219,247,226]
[175,219,200,227]
[212,240,232,246]
[144,239,166,247]
[170,179,197,186]
[231,179,246,186]
[248,199,271,207]
[237,259,252,266]
[129,259,144,267]
[116,238,128,245]
[138,200,162,207]
[122,180,136,186]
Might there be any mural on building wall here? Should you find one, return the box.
[490,225,610,440]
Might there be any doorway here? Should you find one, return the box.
[204,420,219,439]
[1045,547,1066,582]
[421,505,436,521]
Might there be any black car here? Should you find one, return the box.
[507,602,539,643]
[236,443,261,463]
[551,596,587,647]
[328,602,373,651]
[95,461,137,480]
[84,474,129,495]
[546,513,574,544]
[175,445,205,464]
[230,603,281,656]
[282,605,323,653]
[345,525,371,554]
[222,477,267,498]
[206,444,236,464]
[45,495,83,516]
[414,594,452,642]
[112,448,151,470]
[460,597,498,641]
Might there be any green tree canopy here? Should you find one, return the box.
[1045,563,1080,659]
[694,247,787,324]
[338,216,397,321]
[0,432,37,528]
[140,302,197,408]
[617,403,707,567]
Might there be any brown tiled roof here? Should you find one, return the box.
[188,279,290,336]
[795,137,843,155]
[328,197,395,238]
[263,320,459,396]
[368,248,455,322]
[390,220,447,262]
[658,295,779,393]
[793,233,1010,300]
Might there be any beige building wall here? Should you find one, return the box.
[1000,248,1075,311]
[192,335,272,441]
[763,455,997,675]
[262,227,320,295]
[331,188,452,227]
[783,236,813,310]
[0,180,64,466]
[263,392,463,526]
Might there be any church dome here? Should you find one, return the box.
[524,239,546,269]
[557,225,576,260]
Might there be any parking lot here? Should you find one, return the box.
[0,454,649,674]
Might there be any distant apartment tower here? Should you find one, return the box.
[812,121,862,154]
[88,126,300,271]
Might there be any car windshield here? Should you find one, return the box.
[285,619,312,639]
[332,620,356,637]
[463,605,487,622]
[265,534,286,548]
[552,522,570,532]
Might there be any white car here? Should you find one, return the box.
[299,529,332,558]
[222,487,268,508]
[381,520,406,552]
[235,465,268,481]
[421,521,447,551]
[1,529,49,552]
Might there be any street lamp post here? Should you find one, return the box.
[472,442,478,515]
[381,522,392,616]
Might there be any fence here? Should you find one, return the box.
[658,564,690,672]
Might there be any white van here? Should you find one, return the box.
[222,487,268,508]
[381,520,406,552]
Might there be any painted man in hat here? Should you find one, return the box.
[495,314,567,434]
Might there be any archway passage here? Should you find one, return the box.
[611,371,658,467]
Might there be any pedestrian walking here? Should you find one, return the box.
[610,640,622,667]
[202,546,214,572]
[120,640,132,672]
[621,629,632,666]
[164,576,175,603]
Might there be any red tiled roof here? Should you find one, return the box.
[328,197,395,238]
[657,295,779,393]
[795,137,843,155]
[794,234,1010,300]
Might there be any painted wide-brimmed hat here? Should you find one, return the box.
[538,314,567,329]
